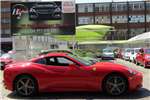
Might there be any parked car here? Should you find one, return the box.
[122,48,132,61]
[0,50,5,56]
[4,53,142,96]
[101,48,115,60]
[129,48,140,63]
[135,48,150,68]
[0,50,16,70]
[29,3,61,20]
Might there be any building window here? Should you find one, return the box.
[95,3,110,12]
[1,29,11,34]
[146,15,150,22]
[129,2,144,11]
[95,16,110,24]
[129,15,145,23]
[78,4,93,13]
[147,2,150,11]
[112,15,127,23]
[1,8,10,13]
[1,19,10,24]
[78,16,94,25]
[112,3,127,11]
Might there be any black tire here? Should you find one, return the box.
[14,75,38,96]
[103,74,128,96]
[135,60,139,65]
[0,62,5,70]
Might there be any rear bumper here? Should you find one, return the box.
[145,61,150,67]
[128,72,143,91]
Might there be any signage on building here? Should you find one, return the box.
[62,0,75,13]
[11,1,75,36]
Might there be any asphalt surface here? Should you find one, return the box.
[0,59,150,100]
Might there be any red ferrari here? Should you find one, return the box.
[135,48,150,68]
[3,53,142,96]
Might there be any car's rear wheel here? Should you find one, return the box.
[0,62,5,70]
[103,74,127,96]
[14,75,37,96]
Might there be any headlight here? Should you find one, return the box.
[128,68,137,76]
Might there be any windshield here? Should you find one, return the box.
[145,49,150,54]
[68,54,93,66]
[103,49,113,53]
[125,49,131,52]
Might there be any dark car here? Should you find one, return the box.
[29,3,61,20]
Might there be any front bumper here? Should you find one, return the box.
[123,56,130,60]
[128,72,143,91]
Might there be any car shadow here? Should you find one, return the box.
[7,88,150,99]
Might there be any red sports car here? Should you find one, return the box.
[135,48,150,68]
[3,53,143,96]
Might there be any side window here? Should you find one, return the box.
[57,57,74,66]
[46,57,56,65]
[35,58,46,65]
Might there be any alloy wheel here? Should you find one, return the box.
[104,75,127,95]
[15,77,36,96]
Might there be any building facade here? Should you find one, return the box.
[1,1,150,51]
[1,1,12,52]
[76,1,150,40]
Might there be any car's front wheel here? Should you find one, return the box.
[14,75,38,96]
[103,74,127,96]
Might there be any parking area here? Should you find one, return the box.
[0,59,150,99]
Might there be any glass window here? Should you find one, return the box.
[78,16,94,25]
[35,58,47,65]
[146,2,150,10]
[112,3,127,11]
[1,19,10,24]
[78,4,93,13]
[129,15,145,23]
[1,29,11,34]
[112,15,127,23]
[95,16,110,24]
[57,57,74,66]
[129,2,144,11]
[95,3,110,12]
[146,15,150,22]
[1,8,10,13]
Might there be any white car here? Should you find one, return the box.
[102,48,115,60]
[122,48,132,61]
[129,48,140,63]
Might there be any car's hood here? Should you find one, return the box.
[91,61,128,70]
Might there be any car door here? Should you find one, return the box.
[45,56,96,91]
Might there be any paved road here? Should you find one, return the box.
[0,59,150,100]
